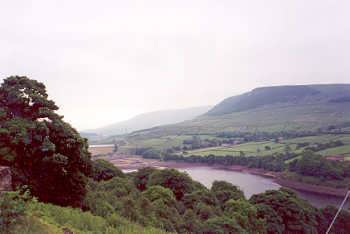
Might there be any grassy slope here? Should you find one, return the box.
[120,135,219,152]
[128,102,350,138]
[12,200,167,234]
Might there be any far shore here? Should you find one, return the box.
[98,154,348,198]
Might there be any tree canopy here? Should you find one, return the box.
[0,76,92,207]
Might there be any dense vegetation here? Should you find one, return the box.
[3,165,350,234]
[0,76,92,207]
[289,151,350,180]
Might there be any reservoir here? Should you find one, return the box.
[177,166,348,209]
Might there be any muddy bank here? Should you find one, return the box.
[100,154,209,170]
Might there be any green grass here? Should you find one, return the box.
[122,135,221,152]
[186,141,290,157]
[184,134,350,160]
[12,199,168,234]
[282,134,350,144]
[318,145,350,157]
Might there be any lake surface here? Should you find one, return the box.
[123,166,348,208]
[178,167,347,208]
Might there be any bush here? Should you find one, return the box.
[0,192,26,232]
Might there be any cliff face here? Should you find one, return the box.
[0,166,12,191]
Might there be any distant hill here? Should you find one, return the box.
[85,106,212,137]
[207,84,350,116]
[129,84,350,138]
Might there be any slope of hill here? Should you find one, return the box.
[207,84,350,116]
[86,106,211,137]
[129,84,350,138]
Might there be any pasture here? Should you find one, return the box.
[183,134,350,160]
[186,141,290,157]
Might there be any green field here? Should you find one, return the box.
[318,145,350,158]
[185,141,293,157]
[122,135,221,152]
[183,134,350,160]
[282,134,350,144]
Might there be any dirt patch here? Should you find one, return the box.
[99,154,209,170]
[89,146,114,156]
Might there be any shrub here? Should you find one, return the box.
[0,192,26,232]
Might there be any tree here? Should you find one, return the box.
[224,199,266,233]
[91,159,124,181]
[211,181,245,205]
[0,76,92,207]
[147,169,196,200]
[191,136,202,149]
[250,188,322,234]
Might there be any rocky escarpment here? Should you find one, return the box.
[0,166,12,191]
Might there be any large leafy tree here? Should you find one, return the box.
[0,76,92,207]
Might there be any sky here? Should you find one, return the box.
[1,0,350,130]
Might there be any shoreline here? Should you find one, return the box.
[101,154,348,198]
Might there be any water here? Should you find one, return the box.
[123,166,348,208]
[179,167,281,198]
[178,167,347,208]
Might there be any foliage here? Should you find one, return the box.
[289,150,350,180]
[91,159,125,181]
[0,76,92,207]
[133,167,158,191]
[250,188,324,234]
[0,192,26,232]
[3,167,350,234]
[224,199,266,233]
[211,181,245,204]
[321,206,350,234]
[6,192,167,234]
[147,168,196,200]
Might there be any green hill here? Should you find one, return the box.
[207,84,350,116]
[129,84,350,138]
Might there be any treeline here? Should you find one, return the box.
[289,151,350,180]
[3,160,350,233]
[304,140,344,152]
[84,164,349,234]
[216,131,315,141]
[164,153,297,172]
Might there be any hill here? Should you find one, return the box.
[207,84,350,116]
[86,106,211,137]
[129,84,350,138]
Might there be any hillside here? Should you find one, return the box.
[85,106,211,137]
[207,84,350,116]
[129,84,350,138]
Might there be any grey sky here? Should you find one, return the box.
[1,0,350,130]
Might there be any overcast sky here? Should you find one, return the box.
[1,0,350,130]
